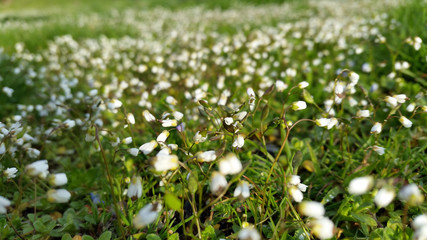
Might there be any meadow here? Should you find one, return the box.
[0,0,426,239]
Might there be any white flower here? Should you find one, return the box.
[384,96,398,107]
[107,99,122,110]
[399,116,412,128]
[193,131,207,144]
[312,217,335,239]
[238,226,261,240]
[133,203,162,228]
[348,176,374,195]
[370,122,382,134]
[85,133,95,142]
[127,176,143,199]
[143,110,156,122]
[197,150,217,162]
[298,81,309,89]
[374,188,395,208]
[161,119,177,127]
[289,175,301,185]
[48,173,68,186]
[122,137,133,145]
[413,226,427,240]
[335,81,345,96]
[292,101,307,111]
[235,111,247,121]
[128,148,139,156]
[393,94,407,104]
[26,160,49,179]
[4,168,18,179]
[232,134,245,148]
[127,113,136,124]
[412,215,427,230]
[349,72,359,84]
[224,117,234,125]
[47,189,71,203]
[275,80,288,92]
[0,196,11,214]
[0,143,5,155]
[156,130,170,142]
[289,186,303,202]
[2,87,14,97]
[316,118,330,127]
[219,153,242,175]
[398,184,424,206]
[172,111,184,121]
[234,180,250,200]
[139,140,158,155]
[357,110,370,118]
[152,154,179,172]
[26,148,41,159]
[372,145,385,155]
[327,118,338,130]
[63,119,75,129]
[210,171,227,195]
[406,103,416,112]
[298,201,325,219]
[247,88,255,98]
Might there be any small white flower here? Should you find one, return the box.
[128,148,139,156]
[327,118,338,130]
[85,133,95,142]
[210,171,227,195]
[48,173,68,186]
[0,196,11,214]
[348,176,374,195]
[197,150,217,162]
[316,118,330,127]
[247,88,256,98]
[127,176,143,199]
[0,143,5,155]
[292,101,307,111]
[133,203,162,228]
[193,131,207,144]
[289,175,301,185]
[47,189,71,203]
[122,137,133,145]
[238,226,261,240]
[224,117,234,125]
[372,145,385,155]
[127,113,136,125]
[63,119,75,129]
[374,188,395,208]
[298,201,325,219]
[161,119,177,127]
[234,111,247,121]
[172,111,184,121]
[232,134,245,148]
[413,226,427,240]
[406,103,416,112]
[275,80,288,92]
[412,215,427,230]
[26,160,49,179]
[398,184,424,206]
[370,122,382,134]
[2,87,14,97]
[393,94,407,104]
[399,116,412,128]
[152,154,179,172]
[298,81,309,89]
[289,186,303,202]
[384,96,398,107]
[107,99,122,110]
[219,153,242,175]
[234,180,250,200]
[4,168,18,179]
[143,110,156,122]
[349,72,359,84]
[357,110,370,118]
[156,130,170,142]
[139,140,158,155]
[312,217,335,240]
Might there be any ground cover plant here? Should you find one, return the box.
[0,0,426,239]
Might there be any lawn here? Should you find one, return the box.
[0,0,426,239]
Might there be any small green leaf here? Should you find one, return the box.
[352,213,377,227]
[188,173,198,194]
[98,231,112,240]
[321,186,342,204]
[202,225,216,239]
[146,234,162,240]
[167,233,179,240]
[33,220,47,233]
[61,234,72,240]
[82,236,95,240]
[165,192,182,211]
[302,89,314,104]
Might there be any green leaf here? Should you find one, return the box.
[165,192,182,211]
[201,225,216,239]
[167,233,179,240]
[146,234,162,240]
[352,213,377,227]
[321,186,342,205]
[33,220,48,233]
[302,89,314,104]
[188,173,198,194]
[98,231,112,240]
[82,235,95,240]
[61,234,72,240]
